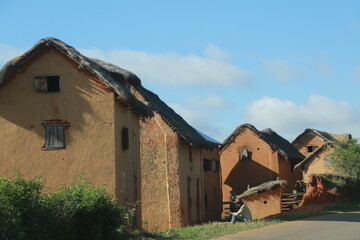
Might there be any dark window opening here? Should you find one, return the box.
[189,146,193,170]
[307,145,318,153]
[122,127,129,150]
[214,160,220,172]
[35,76,60,93]
[203,159,212,171]
[42,122,69,150]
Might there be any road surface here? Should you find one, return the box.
[213,211,360,240]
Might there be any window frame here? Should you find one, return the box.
[35,75,61,93]
[239,149,250,161]
[203,159,212,171]
[41,122,69,150]
[307,145,318,153]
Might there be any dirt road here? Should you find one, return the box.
[213,211,360,240]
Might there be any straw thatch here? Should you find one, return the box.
[292,128,352,145]
[134,85,213,149]
[0,37,212,149]
[0,37,151,117]
[235,180,287,201]
[221,123,304,161]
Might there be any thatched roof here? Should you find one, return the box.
[221,123,304,161]
[236,180,287,201]
[133,85,213,149]
[0,38,212,149]
[292,128,352,145]
[0,37,151,117]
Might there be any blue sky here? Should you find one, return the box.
[1,0,360,142]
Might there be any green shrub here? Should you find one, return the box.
[0,173,134,240]
[0,172,47,240]
[321,174,360,201]
[44,177,124,240]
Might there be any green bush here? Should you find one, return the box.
[44,177,124,240]
[0,173,134,240]
[0,172,46,240]
[321,174,360,201]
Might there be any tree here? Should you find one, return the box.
[331,138,360,180]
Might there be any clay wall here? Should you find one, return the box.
[178,142,204,226]
[244,187,282,220]
[302,147,337,181]
[278,154,302,191]
[0,49,132,197]
[137,113,179,231]
[220,128,279,211]
[293,134,325,157]
[202,145,222,221]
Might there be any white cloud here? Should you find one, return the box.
[79,46,251,86]
[263,58,305,81]
[0,43,25,66]
[203,44,231,61]
[188,94,229,109]
[352,67,360,81]
[245,95,360,140]
[169,103,210,129]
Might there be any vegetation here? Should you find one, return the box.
[1,173,359,240]
[0,172,135,240]
[331,138,360,180]
[143,202,360,240]
[321,174,360,201]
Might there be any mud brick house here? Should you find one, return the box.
[199,131,222,222]
[129,81,213,231]
[292,128,351,182]
[235,180,286,220]
[0,38,216,231]
[0,38,151,208]
[220,124,304,213]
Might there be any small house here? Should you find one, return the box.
[220,124,304,213]
[292,128,352,181]
[236,180,286,220]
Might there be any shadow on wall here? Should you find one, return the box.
[224,160,278,195]
[0,65,106,147]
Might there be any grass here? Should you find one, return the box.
[128,202,360,240]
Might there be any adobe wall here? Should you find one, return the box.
[302,147,337,182]
[293,134,325,157]
[202,146,222,221]
[114,102,141,206]
[278,154,302,191]
[178,143,204,226]
[220,128,279,210]
[137,113,177,231]
[244,187,282,220]
[0,49,122,196]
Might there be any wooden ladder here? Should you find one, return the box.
[281,192,304,212]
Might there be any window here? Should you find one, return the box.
[42,122,69,150]
[203,159,212,171]
[307,145,318,153]
[213,160,220,172]
[35,76,61,93]
[122,127,129,150]
[325,155,333,167]
[240,149,250,161]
